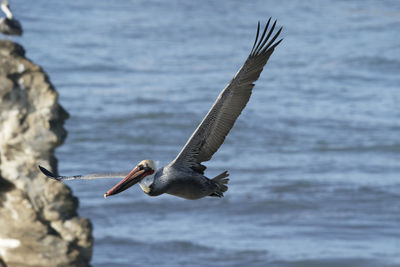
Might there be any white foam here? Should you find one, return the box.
[0,238,20,258]
[0,238,20,248]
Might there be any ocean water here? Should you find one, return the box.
[16,0,400,266]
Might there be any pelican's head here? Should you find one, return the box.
[104,160,156,198]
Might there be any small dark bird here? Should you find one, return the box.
[39,19,283,200]
[0,0,23,37]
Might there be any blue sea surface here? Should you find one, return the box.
[16,0,400,266]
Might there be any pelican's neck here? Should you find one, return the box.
[1,4,12,19]
[138,173,155,194]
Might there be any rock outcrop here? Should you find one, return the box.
[0,41,92,267]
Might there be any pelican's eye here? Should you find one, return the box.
[142,163,151,172]
[138,164,144,170]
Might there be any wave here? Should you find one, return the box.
[269,258,385,267]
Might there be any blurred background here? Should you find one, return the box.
[14,0,400,266]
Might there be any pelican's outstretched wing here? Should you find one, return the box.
[172,18,282,174]
[39,166,128,181]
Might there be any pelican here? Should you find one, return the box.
[39,19,282,200]
[0,0,23,37]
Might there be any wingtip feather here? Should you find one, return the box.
[250,18,283,56]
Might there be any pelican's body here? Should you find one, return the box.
[39,19,282,200]
[140,164,228,199]
[0,1,23,37]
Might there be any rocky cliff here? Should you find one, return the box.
[0,41,93,267]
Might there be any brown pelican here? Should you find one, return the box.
[39,19,282,200]
[0,0,23,37]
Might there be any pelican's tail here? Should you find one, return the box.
[210,171,229,197]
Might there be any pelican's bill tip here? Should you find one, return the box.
[39,165,55,178]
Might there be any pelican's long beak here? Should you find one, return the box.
[104,166,152,198]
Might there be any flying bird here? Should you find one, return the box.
[39,19,283,200]
[0,0,23,37]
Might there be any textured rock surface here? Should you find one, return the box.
[0,41,93,267]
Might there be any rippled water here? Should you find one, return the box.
[17,0,400,266]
